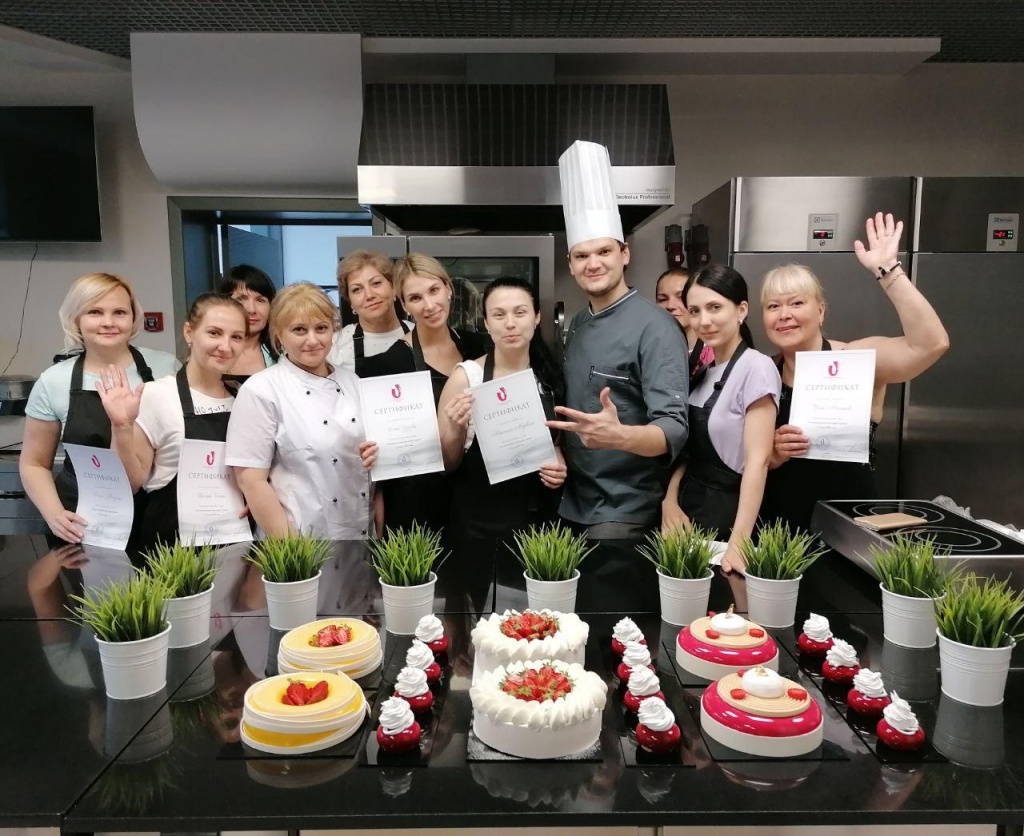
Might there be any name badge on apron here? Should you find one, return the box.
[176,439,252,545]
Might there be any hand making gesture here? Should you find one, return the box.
[95,364,144,429]
[854,212,903,276]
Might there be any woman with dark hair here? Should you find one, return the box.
[661,264,781,574]
[438,277,567,540]
[218,264,277,384]
[655,267,714,381]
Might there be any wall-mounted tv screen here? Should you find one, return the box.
[0,106,101,242]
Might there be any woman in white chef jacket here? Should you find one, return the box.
[225,283,378,539]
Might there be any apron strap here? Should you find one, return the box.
[175,365,197,417]
[702,342,748,413]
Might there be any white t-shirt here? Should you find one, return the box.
[688,349,781,473]
[327,322,412,370]
[25,347,180,428]
[135,375,234,492]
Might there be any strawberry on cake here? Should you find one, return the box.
[876,692,926,751]
[797,613,835,657]
[700,666,823,758]
[376,696,422,754]
[611,617,646,656]
[470,659,607,759]
[821,638,860,684]
[847,669,891,717]
[676,606,778,680]
[471,609,588,682]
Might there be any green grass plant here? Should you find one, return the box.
[366,522,447,586]
[512,522,595,582]
[934,572,1024,649]
[740,520,826,581]
[146,541,219,598]
[872,535,949,599]
[247,533,331,583]
[638,524,717,580]
[69,573,168,643]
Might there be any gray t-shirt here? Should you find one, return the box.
[689,349,781,473]
[560,289,689,526]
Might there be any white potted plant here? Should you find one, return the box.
[638,524,718,626]
[512,522,594,614]
[147,541,219,648]
[70,573,171,700]
[740,521,825,629]
[873,535,949,648]
[247,534,330,630]
[366,523,446,635]
[935,572,1024,707]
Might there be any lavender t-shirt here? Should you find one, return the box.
[688,349,781,473]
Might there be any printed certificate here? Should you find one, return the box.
[177,439,252,545]
[471,369,556,485]
[788,349,876,464]
[360,371,444,481]
[63,443,135,550]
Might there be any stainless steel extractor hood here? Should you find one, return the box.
[357,84,675,234]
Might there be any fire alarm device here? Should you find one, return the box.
[664,224,684,269]
[143,312,164,332]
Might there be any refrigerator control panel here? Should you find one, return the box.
[807,213,837,251]
[987,213,1019,252]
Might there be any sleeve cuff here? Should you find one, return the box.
[650,415,688,459]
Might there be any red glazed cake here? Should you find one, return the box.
[405,639,442,684]
[616,640,656,682]
[393,666,434,713]
[376,696,422,754]
[846,669,891,717]
[797,613,835,657]
[611,617,647,657]
[700,667,823,758]
[876,692,925,751]
[635,697,681,752]
[415,615,449,657]
[676,606,778,680]
[821,638,860,685]
[623,666,665,714]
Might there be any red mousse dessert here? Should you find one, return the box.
[376,696,422,754]
[876,692,926,751]
[415,614,449,657]
[847,669,892,717]
[623,666,665,714]
[635,696,681,752]
[393,666,434,713]
[617,640,655,682]
[611,617,647,657]
[797,613,835,657]
[405,639,442,684]
[821,638,860,684]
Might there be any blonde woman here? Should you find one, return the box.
[327,249,410,376]
[226,283,377,539]
[20,273,178,545]
[370,254,487,532]
[760,213,950,531]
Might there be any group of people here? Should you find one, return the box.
[19,141,950,576]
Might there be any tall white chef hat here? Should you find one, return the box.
[559,140,623,251]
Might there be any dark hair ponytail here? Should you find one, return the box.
[482,277,563,403]
[684,263,756,351]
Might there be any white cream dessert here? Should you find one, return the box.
[847,668,891,716]
[379,696,416,735]
[635,696,681,752]
[637,696,676,731]
[617,640,654,681]
[471,609,588,682]
[612,617,645,655]
[741,666,785,698]
[470,659,608,759]
[709,608,748,635]
[876,691,926,750]
[415,615,448,656]
[822,638,861,683]
[623,666,664,713]
[393,666,433,713]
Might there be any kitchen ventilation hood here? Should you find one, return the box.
[357,84,675,234]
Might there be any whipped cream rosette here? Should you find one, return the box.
[623,666,664,713]
[405,639,442,684]
[617,640,655,681]
[393,666,434,713]
[822,638,861,684]
[376,695,422,754]
[847,668,892,717]
[876,692,925,751]
[798,613,835,657]
[635,696,681,752]
[415,615,448,656]
[611,617,646,655]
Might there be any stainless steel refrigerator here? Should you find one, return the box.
[903,177,1024,523]
[689,176,917,497]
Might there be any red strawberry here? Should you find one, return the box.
[730,688,747,700]
[501,665,573,702]
[787,687,808,701]
[309,624,352,647]
[283,681,310,706]
[748,628,765,638]
[705,629,721,640]
[307,680,329,705]
[500,612,558,640]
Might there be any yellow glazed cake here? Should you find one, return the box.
[277,618,383,679]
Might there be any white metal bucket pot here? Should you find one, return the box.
[743,574,802,629]
[657,569,713,626]
[263,572,321,631]
[96,623,172,700]
[524,570,579,614]
[380,572,437,635]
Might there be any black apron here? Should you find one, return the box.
[761,339,878,533]
[449,351,559,541]
[678,343,748,540]
[353,321,410,378]
[135,366,232,558]
[50,346,154,549]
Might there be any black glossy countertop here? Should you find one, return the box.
[1,534,1022,832]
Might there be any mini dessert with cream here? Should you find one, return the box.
[797,613,835,657]
[616,640,655,682]
[847,669,891,717]
[471,609,589,682]
[405,639,442,684]
[676,606,779,680]
[876,692,925,751]
[821,639,860,684]
[470,659,608,759]
[611,617,646,656]
[635,696,681,753]
[376,696,422,754]
[623,666,665,714]
[393,666,434,713]
[241,671,368,755]
[700,666,823,757]
[415,615,448,657]
[277,618,384,680]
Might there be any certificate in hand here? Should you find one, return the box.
[177,439,252,545]
[360,371,444,481]
[63,443,135,550]
[470,369,556,485]
[788,349,876,464]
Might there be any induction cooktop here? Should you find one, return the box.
[811,499,1024,588]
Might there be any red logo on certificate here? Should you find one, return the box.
[391,384,402,399]
[91,455,101,468]
[206,450,216,466]
[497,387,508,402]
[828,361,840,377]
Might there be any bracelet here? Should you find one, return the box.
[876,261,901,279]
[879,272,900,292]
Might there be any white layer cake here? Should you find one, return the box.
[471,609,588,682]
[469,659,607,760]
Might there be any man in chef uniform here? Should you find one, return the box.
[549,140,689,539]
